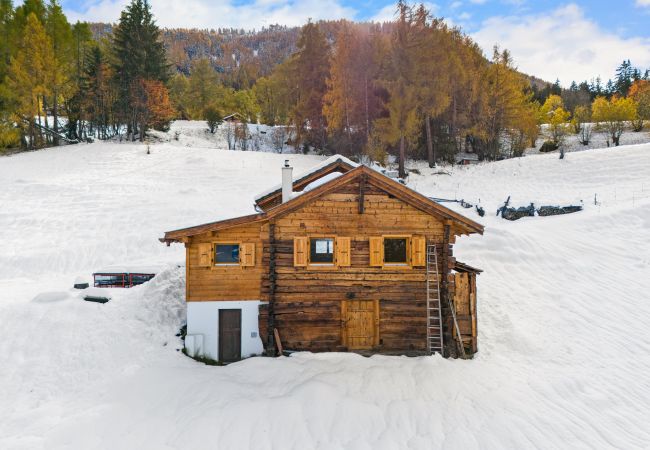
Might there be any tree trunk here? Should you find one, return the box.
[53,89,59,146]
[364,76,370,140]
[43,97,50,146]
[398,134,406,179]
[425,114,434,168]
[37,97,44,148]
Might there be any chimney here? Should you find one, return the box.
[282,160,293,203]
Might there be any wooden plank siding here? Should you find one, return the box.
[453,272,478,354]
[258,180,456,354]
[184,177,468,356]
[186,223,265,301]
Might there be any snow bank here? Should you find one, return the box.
[1,139,650,449]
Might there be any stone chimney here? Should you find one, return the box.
[281,160,293,203]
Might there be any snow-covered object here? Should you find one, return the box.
[73,276,90,289]
[31,291,70,303]
[92,265,164,275]
[253,154,358,202]
[1,139,650,448]
[302,171,343,192]
[81,287,113,302]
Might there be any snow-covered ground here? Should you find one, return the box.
[530,124,650,156]
[1,136,650,449]
[153,120,295,153]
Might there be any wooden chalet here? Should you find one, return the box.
[162,156,484,362]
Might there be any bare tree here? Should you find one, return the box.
[223,121,235,149]
[271,126,287,153]
[235,122,248,150]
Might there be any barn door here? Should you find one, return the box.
[343,300,379,350]
[219,309,241,362]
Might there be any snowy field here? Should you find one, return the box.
[1,134,650,449]
[530,124,650,156]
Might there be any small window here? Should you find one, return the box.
[310,238,334,264]
[384,238,408,264]
[215,244,240,264]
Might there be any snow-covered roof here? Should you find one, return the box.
[456,152,480,162]
[81,287,114,300]
[222,113,244,121]
[303,171,344,192]
[93,265,164,275]
[253,154,359,202]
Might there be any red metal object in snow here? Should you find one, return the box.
[93,272,155,288]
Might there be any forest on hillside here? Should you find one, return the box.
[1,0,650,176]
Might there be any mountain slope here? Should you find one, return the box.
[1,138,649,449]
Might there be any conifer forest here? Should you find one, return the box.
[1,0,649,176]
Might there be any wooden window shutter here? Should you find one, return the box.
[197,243,213,268]
[336,237,351,267]
[369,237,383,267]
[293,237,308,267]
[241,243,255,267]
[411,236,426,267]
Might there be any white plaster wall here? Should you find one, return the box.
[186,301,264,361]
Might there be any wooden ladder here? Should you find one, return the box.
[426,243,444,355]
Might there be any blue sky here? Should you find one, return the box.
[60,0,650,85]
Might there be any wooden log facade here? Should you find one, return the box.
[164,161,483,360]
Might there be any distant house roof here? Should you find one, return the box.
[455,152,480,163]
[162,164,484,244]
[222,113,244,122]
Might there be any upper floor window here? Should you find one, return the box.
[215,244,240,264]
[384,238,408,264]
[310,238,334,264]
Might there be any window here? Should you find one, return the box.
[215,244,240,264]
[309,238,334,264]
[94,274,126,287]
[384,238,408,264]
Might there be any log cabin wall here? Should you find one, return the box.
[260,179,457,354]
[186,223,265,301]
[452,272,478,354]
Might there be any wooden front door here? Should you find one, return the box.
[219,309,241,362]
[343,300,379,350]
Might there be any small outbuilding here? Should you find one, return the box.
[222,112,245,123]
[455,152,480,165]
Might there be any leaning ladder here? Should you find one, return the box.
[426,244,444,354]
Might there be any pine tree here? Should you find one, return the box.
[323,21,375,155]
[288,20,330,150]
[11,0,45,37]
[82,46,114,139]
[0,0,13,86]
[65,21,92,139]
[615,60,633,97]
[45,0,72,144]
[479,47,534,160]
[5,12,53,148]
[167,73,189,119]
[413,10,453,167]
[186,58,220,118]
[112,0,169,140]
[378,1,420,177]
